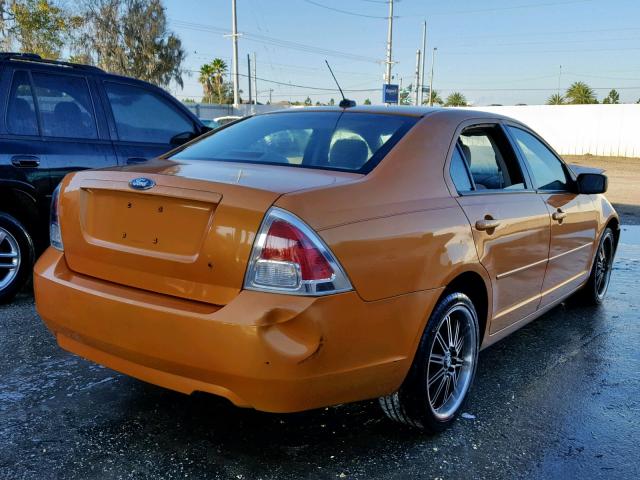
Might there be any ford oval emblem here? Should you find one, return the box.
[129,177,155,190]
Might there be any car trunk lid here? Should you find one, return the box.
[59,160,360,305]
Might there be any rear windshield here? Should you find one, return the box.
[170,111,418,173]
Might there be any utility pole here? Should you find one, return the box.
[419,21,427,104]
[384,0,394,84]
[246,53,252,104]
[413,49,421,106]
[269,88,273,104]
[428,47,437,107]
[231,0,240,107]
[558,65,562,97]
[253,52,258,105]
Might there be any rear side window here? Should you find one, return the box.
[459,126,525,190]
[449,146,473,192]
[508,127,569,191]
[6,71,38,136]
[105,82,194,144]
[171,112,417,173]
[32,72,98,139]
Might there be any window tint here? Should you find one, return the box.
[450,146,472,192]
[32,73,97,139]
[171,112,417,172]
[6,71,38,136]
[105,82,194,144]
[508,127,569,191]
[459,126,525,190]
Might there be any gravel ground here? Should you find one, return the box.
[1,227,639,480]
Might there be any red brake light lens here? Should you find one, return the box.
[261,220,333,280]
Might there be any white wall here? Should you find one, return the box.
[464,104,640,158]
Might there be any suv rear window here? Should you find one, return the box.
[170,112,418,173]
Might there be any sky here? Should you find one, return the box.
[163,0,640,106]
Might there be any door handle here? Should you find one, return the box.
[552,209,567,222]
[475,218,501,231]
[11,155,40,168]
[126,157,148,165]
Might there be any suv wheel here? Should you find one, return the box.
[0,213,34,303]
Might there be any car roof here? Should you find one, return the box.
[261,104,515,122]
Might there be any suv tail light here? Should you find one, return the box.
[244,208,352,295]
[50,184,64,251]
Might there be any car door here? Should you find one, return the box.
[101,80,202,165]
[29,69,118,188]
[506,125,599,307]
[0,69,51,201]
[449,122,551,334]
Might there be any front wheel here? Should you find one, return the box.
[379,292,479,432]
[577,227,615,305]
[0,213,34,304]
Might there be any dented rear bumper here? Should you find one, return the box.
[34,248,441,412]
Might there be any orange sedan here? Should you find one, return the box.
[34,106,618,432]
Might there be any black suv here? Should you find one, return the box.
[0,53,209,302]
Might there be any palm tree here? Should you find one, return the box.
[199,58,228,103]
[423,89,443,106]
[602,89,620,104]
[546,93,565,105]
[565,81,597,104]
[445,92,467,107]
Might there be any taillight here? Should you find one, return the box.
[50,184,63,251]
[244,208,352,295]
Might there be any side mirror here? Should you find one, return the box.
[577,173,608,194]
[170,131,196,146]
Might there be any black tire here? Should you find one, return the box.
[379,292,480,432]
[0,213,35,304]
[577,227,615,306]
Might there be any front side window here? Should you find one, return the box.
[32,72,97,139]
[171,112,417,172]
[105,82,194,144]
[6,71,38,136]
[458,126,525,191]
[449,146,473,192]
[508,127,569,191]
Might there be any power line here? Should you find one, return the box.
[426,0,595,16]
[303,0,396,19]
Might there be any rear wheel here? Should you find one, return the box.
[0,213,34,303]
[379,292,479,432]
[578,227,615,305]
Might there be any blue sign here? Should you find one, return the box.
[382,84,399,104]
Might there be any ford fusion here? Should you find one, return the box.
[34,106,618,432]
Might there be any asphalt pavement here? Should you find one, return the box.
[1,227,639,480]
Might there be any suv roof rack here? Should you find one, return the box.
[0,52,104,72]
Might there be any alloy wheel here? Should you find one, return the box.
[426,304,478,420]
[0,227,21,291]
[595,235,613,300]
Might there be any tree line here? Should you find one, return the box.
[0,0,184,88]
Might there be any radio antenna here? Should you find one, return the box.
[325,60,356,108]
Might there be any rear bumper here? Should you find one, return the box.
[34,248,441,412]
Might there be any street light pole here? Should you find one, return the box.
[413,49,421,106]
[253,52,258,105]
[231,0,240,107]
[420,21,427,104]
[429,47,437,107]
[384,0,394,85]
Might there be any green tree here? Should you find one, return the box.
[80,0,185,87]
[423,89,443,106]
[2,0,80,59]
[363,98,371,105]
[546,93,565,105]
[328,98,335,106]
[445,92,467,107]
[199,58,227,103]
[399,87,411,105]
[602,89,620,104]
[565,81,597,104]
[304,96,312,106]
